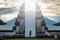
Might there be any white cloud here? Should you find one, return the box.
[0,0,24,8]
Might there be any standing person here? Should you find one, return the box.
[29,30,31,37]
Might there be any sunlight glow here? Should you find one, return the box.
[25,0,36,12]
[25,0,36,37]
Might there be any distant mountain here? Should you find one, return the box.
[0,19,6,25]
[53,22,60,26]
[43,16,56,25]
[43,16,60,26]
[0,18,16,30]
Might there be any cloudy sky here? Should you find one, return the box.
[0,0,60,22]
[36,0,60,22]
[0,0,59,16]
[0,0,60,16]
[0,0,24,8]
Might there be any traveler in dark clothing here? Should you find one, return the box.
[29,30,31,37]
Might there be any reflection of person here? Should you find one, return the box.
[0,19,6,25]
